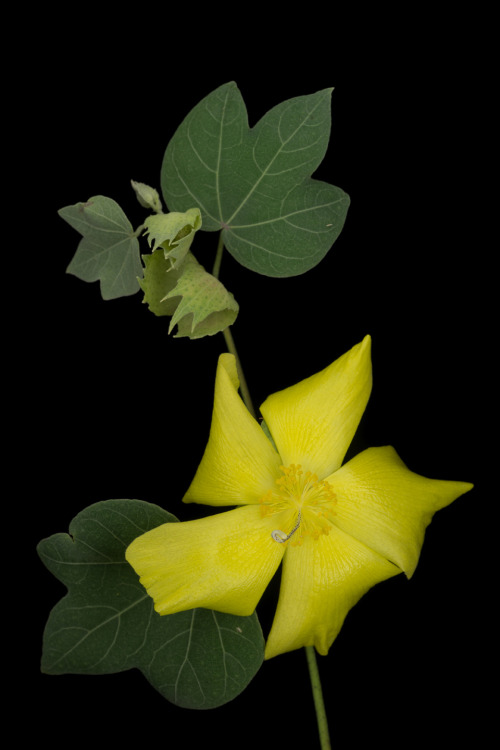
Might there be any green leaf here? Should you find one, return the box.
[143,207,202,269]
[140,250,239,338]
[59,196,143,299]
[37,499,265,709]
[161,81,350,277]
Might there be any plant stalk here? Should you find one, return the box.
[213,231,256,419]
[222,327,257,419]
[305,646,332,750]
[216,230,330,749]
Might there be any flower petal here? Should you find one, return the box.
[126,505,285,616]
[183,353,282,506]
[260,336,372,478]
[327,446,473,577]
[264,527,400,659]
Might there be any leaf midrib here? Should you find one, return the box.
[224,94,327,226]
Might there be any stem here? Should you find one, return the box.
[305,646,332,750]
[222,327,257,419]
[215,231,329,748]
[213,231,257,419]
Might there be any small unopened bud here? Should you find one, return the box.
[131,180,163,213]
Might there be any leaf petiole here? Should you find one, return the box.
[212,229,225,279]
[132,223,145,238]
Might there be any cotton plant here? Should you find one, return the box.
[38,82,472,749]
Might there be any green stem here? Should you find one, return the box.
[222,327,257,419]
[213,231,257,419]
[215,231,329,748]
[305,646,332,750]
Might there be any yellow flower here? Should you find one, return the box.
[126,336,472,659]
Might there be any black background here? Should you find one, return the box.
[23,8,489,749]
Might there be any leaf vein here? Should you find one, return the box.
[45,594,149,670]
[226,93,327,224]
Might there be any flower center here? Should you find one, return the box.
[260,464,337,545]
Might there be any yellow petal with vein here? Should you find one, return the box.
[260,336,372,478]
[183,353,282,506]
[327,446,473,577]
[264,527,400,659]
[126,505,285,616]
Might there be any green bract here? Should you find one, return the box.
[37,499,265,709]
[140,250,239,338]
[143,207,202,269]
[162,81,350,277]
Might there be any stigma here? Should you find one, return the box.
[262,464,337,545]
[272,511,302,543]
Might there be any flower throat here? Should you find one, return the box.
[259,464,337,545]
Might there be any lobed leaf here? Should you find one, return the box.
[59,195,143,299]
[161,81,350,277]
[37,499,265,708]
